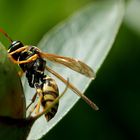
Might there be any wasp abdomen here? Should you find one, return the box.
[42,76,59,121]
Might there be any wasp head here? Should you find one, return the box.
[8,41,24,60]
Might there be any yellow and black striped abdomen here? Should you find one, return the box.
[42,76,59,121]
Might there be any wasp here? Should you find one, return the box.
[0,28,99,121]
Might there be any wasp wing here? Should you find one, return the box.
[40,52,95,79]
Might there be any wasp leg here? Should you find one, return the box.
[8,45,29,54]
[33,84,43,114]
[8,54,38,64]
[35,91,43,115]
[8,45,38,64]
[32,79,69,120]
[28,104,37,117]
[45,65,99,111]
[26,92,38,110]
[27,85,43,117]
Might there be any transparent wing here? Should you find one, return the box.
[40,52,95,79]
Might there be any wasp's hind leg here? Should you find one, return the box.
[32,79,69,120]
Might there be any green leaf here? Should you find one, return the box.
[0,43,31,140]
[25,0,124,139]
[124,0,140,35]
[0,43,26,119]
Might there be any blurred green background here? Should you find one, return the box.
[0,0,140,140]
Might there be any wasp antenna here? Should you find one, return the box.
[0,28,13,43]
